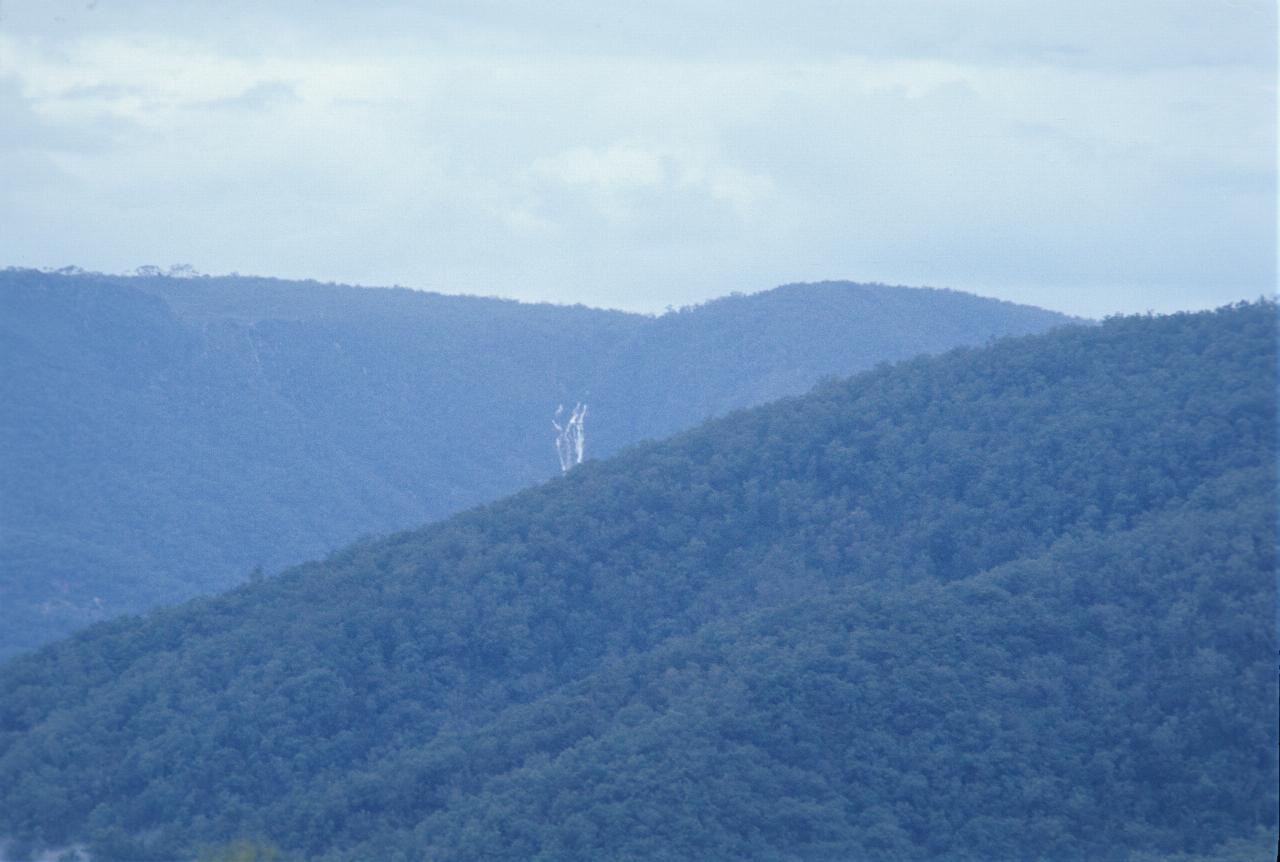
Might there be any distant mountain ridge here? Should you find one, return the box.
[0,269,1073,657]
[0,301,1271,861]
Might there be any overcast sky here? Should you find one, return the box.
[1,1,1274,316]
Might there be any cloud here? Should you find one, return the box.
[0,2,1272,316]
[530,143,775,225]
[535,145,666,193]
[201,80,301,111]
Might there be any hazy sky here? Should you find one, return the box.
[1,1,1274,316]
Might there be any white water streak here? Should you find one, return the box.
[553,402,587,472]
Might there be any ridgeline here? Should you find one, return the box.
[0,270,1070,658]
[0,301,1273,860]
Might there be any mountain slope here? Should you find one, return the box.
[584,280,1076,452]
[0,302,1272,861]
[348,490,1272,861]
[0,269,1071,658]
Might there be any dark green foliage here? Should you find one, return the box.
[0,302,1273,861]
[197,838,282,862]
[0,269,1071,658]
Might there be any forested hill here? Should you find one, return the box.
[0,269,1070,658]
[0,302,1273,862]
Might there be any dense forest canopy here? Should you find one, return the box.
[1,301,1273,861]
[0,268,1071,658]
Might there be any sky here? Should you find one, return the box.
[0,0,1274,317]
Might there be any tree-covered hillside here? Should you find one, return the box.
[0,269,1070,658]
[0,302,1273,861]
